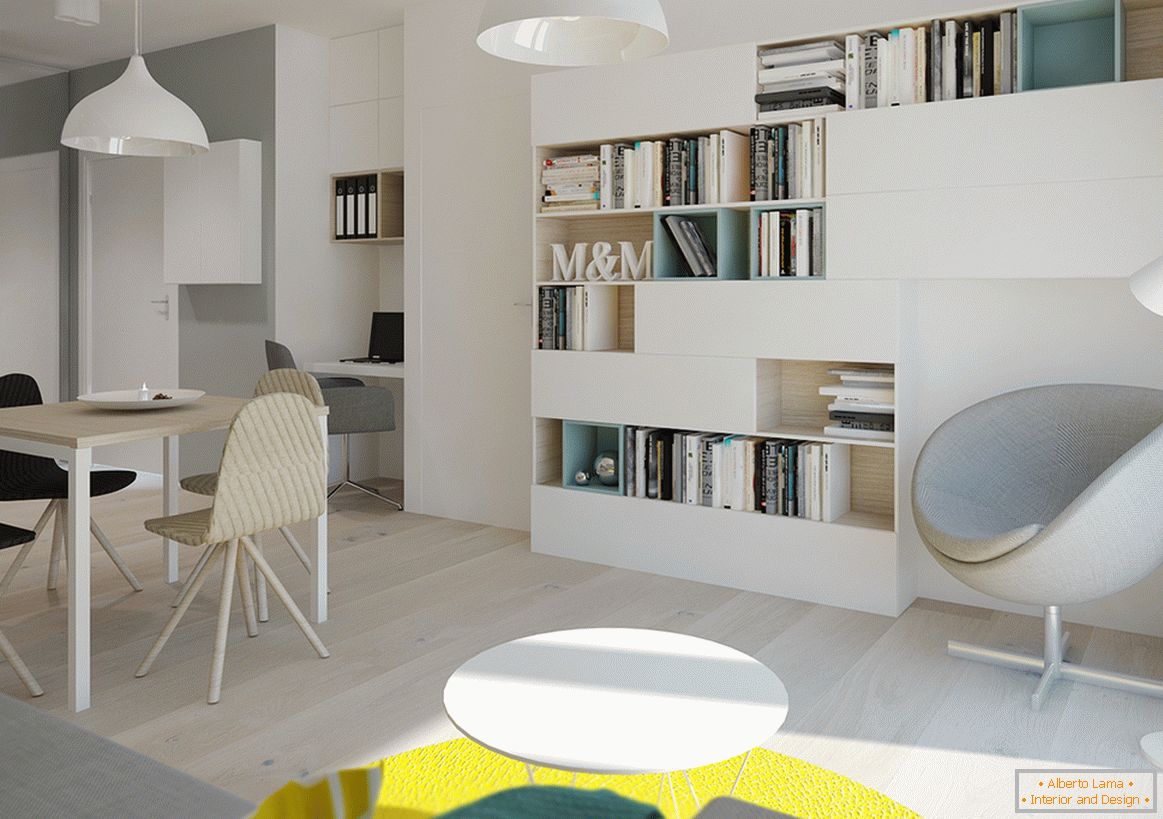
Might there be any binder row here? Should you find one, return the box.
[334,174,379,240]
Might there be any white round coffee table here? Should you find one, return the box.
[443,628,788,811]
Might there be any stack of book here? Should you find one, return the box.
[757,209,822,278]
[541,154,600,213]
[749,121,825,201]
[622,427,851,523]
[756,40,846,119]
[595,131,750,210]
[536,286,618,350]
[818,367,895,442]
[840,12,1017,110]
[661,215,717,277]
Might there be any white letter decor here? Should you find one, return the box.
[550,240,653,281]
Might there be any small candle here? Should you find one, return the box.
[139,383,150,401]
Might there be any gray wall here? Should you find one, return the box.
[0,73,72,400]
[68,27,277,473]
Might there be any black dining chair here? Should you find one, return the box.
[0,373,142,596]
[0,522,43,696]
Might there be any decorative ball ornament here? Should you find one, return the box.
[594,450,618,486]
[574,470,593,486]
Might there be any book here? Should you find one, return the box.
[962,22,974,98]
[757,61,845,85]
[827,367,895,383]
[819,384,895,402]
[930,19,942,102]
[760,76,845,94]
[820,443,851,523]
[981,18,994,96]
[943,21,958,100]
[845,34,864,110]
[544,155,598,168]
[829,399,895,414]
[823,425,895,442]
[623,427,636,497]
[758,40,844,66]
[863,33,880,109]
[598,144,613,209]
[718,130,749,203]
[1000,12,1013,94]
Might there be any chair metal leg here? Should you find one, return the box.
[90,519,143,592]
[137,543,223,678]
[0,627,43,697]
[241,538,329,659]
[208,539,240,704]
[947,605,1163,710]
[47,501,64,591]
[0,501,55,598]
[327,433,403,510]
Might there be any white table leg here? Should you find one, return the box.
[311,415,329,624]
[162,435,179,583]
[67,448,92,712]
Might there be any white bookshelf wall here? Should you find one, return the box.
[529,4,1163,618]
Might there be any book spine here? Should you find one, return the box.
[981,19,994,96]
[962,22,974,98]
[812,118,824,199]
[624,427,636,498]
[930,20,942,101]
[863,33,879,109]
[700,438,715,506]
[613,145,626,209]
[845,34,863,110]
[811,209,823,276]
[599,144,613,210]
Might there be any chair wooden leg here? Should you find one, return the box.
[236,545,258,638]
[90,519,143,592]
[137,543,222,678]
[208,539,239,704]
[0,501,55,598]
[246,535,268,623]
[278,526,313,572]
[0,627,43,697]
[241,539,329,659]
[172,544,216,607]
[47,501,64,591]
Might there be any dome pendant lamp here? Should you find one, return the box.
[476,0,669,66]
[61,0,208,156]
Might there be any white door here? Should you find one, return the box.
[83,154,178,473]
[0,152,60,402]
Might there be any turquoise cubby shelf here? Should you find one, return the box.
[747,203,826,280]
[652,208,749,280]
[1018,0,1124,91]
[562,420,625,495]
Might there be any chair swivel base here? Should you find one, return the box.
[327,479,403,510]
[947,605,1163,710]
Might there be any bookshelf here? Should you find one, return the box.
[330,167,404,245]
[529,1,1163,617]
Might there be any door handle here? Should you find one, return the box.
[150,297,170,318]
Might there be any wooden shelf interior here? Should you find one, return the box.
[562,420,624,494]
[756,359,893,434]
[1020,0,1125,90]
[331,168,403,243]
[536,211,654,284]
[748,203,825,279]
[535,417,563,486]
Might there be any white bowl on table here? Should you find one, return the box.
[76,389,205,411]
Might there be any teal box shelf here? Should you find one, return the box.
[748,203,826,280]
[652,208,749,280]
[1018,0,1124,91]
[562,420,624,495]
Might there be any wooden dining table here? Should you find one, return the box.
[0,395,329,712]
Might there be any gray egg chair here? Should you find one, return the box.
[913,384,1163,709]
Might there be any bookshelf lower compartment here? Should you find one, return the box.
[530,484,905,616]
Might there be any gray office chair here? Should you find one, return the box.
[265,340,402,510]
[913,384,1163,709]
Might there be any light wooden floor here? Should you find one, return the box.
[1,481,1161,818]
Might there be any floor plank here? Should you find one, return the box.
[2,482,1162,817]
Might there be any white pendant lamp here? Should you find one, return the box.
[61,0,208,156]
[1130,253,1163,317]
[476,0,669,66]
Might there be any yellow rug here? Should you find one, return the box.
[253,738,918,819]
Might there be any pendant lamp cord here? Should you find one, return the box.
[134,0,142,56]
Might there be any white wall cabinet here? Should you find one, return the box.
[163,139,262,285]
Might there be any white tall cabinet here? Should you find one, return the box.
[529,34,1163,618]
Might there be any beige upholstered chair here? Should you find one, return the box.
[174,369,325,619]
[136,393,330,704]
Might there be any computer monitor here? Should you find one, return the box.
[367,312,404,363]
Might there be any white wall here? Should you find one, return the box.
[275,25,384,483]
[0,152,59,403]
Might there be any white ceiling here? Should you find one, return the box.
[0,0,417,85]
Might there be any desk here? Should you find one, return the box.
[308,362,405,380]
[0,395,329,712]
